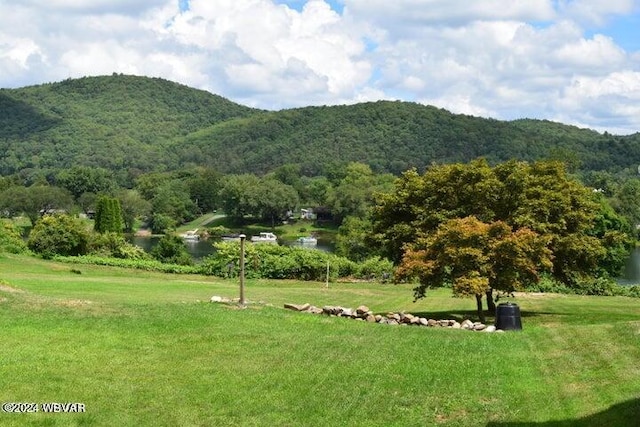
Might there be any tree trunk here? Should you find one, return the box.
[475,294,486,323]
[486,289,496,313]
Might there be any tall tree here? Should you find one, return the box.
[94,196,124,233]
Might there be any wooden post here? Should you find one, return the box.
[239,234,246,306]
[325,260,329,288]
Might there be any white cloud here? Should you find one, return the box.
[0,0,639,134]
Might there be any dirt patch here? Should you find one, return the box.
[0,284,25,294]
[55,299,93,308]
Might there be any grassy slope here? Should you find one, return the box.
[1,254,639,426]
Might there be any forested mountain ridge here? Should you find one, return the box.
[2,74,640,181]
[177,102,640,175]
[0,74,259,181]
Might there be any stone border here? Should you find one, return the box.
[210,296,505,333]
[283,303,504,333]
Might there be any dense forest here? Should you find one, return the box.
[2,74,639,185]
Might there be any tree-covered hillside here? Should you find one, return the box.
[0,74,259,182]
[1,74,640,181]
[177,102,640,175]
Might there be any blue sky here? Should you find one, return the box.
[1,0,639,134]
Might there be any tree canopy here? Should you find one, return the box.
[372,159,633,306]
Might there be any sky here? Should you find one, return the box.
[1,1,639,135]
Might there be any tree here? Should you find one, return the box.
[217,174,262,221]
[55,166,116,200]
[257,178,299,227]
[187,167,221,213]
[0,185,73,225]
[327,162,395,224]
[396,216,552,322]
[335,216,378,262]
[27,214,90,258]
[150,181,197,225]
[94,196,124,233]
[116,189,151,233]
[372,159,631,312]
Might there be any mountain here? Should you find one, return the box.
[1,74,639,182]
[0,74,259,180]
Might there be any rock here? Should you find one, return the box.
[473,323,487,331]
[387,319,399,325]
[401,313,414,324]
[366,314,377,323]
[356,305,370,315]
[210,296,225,303]
[427,319,438,327]
[340,308,353,317]
[484,325,497,333]
[374,315,383,322]
[284,303,309,311]
[451,321,461,329]
[307,306,323,315]
[419,318,429,326]
[438,320,450,327]
[461,320,474,329]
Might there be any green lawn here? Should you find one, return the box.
[1,254,639,426]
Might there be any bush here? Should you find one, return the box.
[355,256,394,281]
[0,220,28,254]
[88,232,150,260]
[200,242,361,281]
[150,234,193,266]
[27,214,90,258]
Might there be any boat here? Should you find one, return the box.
[180,229,199,241]
[251,232,278,243]
[297,236,318,245]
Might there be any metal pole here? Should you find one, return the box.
[239,234,246,306]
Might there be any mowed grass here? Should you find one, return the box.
[1,254,639,426]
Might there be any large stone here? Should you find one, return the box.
[284,303,309,311]
[307,306,323,315]
[356,305,370,315]
[340,308,354,317]
[366,314,377,323]
[461,320,474,329]
[484,325,497,333]
[427,319,438,327]
[419,318,429,326]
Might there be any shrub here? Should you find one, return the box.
[200,242,359,281]
[150,234,193,266]
[0,220,28,254]
[88,232,150,260]
[27,214,90,258]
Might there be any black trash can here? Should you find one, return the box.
[495,302,522,331]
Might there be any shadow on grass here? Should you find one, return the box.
[408,309,567,323]
[486,397,640,426]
